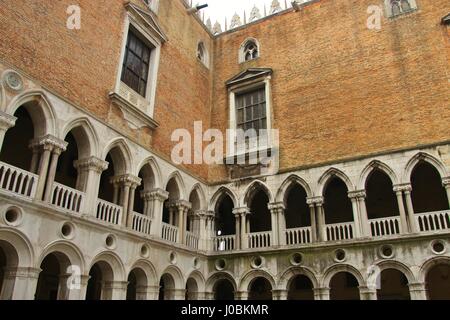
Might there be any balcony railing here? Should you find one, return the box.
[325,222,355,241]
[248,231,271,249]
[186,231,199,249]
[0,161,38,199]
[51,182,84,214]
[286,227,312,245]
[161,223,178,243]
[370,216,401,237]
[131,211,152,235]
[416,210,450,233]
[96,199,122,225]
[213,235,235,251]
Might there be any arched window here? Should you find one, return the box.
[239,39,259,63]
[197,42,209,67]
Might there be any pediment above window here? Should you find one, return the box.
[226,68,273,88]
[125,2,168,43]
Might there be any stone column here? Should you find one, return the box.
[233,207,250,250]
[235,291,249,300]
[308,197,325,242]
[403,185,418,233]
[29,144,40,174]
[197,210,214,251]
[31,135,67,201]
[354,191,370,237]
[0,111,16,153]
[43,145,67,202]
[145,189,169,238]
[268,202,286,246]
[110,174,141,227]
[104,281,128,300]
[409,282,428,300]
[393,184,409,234]
[231,210,241,250]
[348,191,362,238]
[141,285,160,300]
[359,286,378,300]
[170,200,191,244]
[442,177,450,208]
[2,267,41,300]
[313,287,330,300]
[74,157,109,215]
[206,212,215,251]
[306,199,317,243]
[272,289,288,300]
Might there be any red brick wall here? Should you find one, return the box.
[209,0,450,181]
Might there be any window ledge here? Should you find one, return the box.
[109,85,159,130]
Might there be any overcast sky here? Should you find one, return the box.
[200,0,284,25]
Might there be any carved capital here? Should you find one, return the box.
[306,196,324,206]
[442,177,450,187]
[169,200,192,212]
[29,134,68,153]
[110,174,142,188]
[232,207,250,217]
[393,183,412,193]
[142,188,169,202]
[348,190,366,199]
[74,156,109,173]
[268,202,285,214]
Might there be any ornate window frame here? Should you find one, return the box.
[225,68,274,160]
[109,3,167,130]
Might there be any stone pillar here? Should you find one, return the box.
[359,286,378,300]
[141,285,160,300]
[233,207,250,250]
[354,191,370,237]
[172,288,187,300]
[29,144,40,174]
[403,185,418,233]
[197,210,214,251]
[2,267,41,300]
[348,191,362,238]
[308,197,325,242]
[232,210,241,250]
[110,174,141,227]
[74,157,109,215]
[442,177,450,208]
[235,291,249,300]
[393,185,409,234]
[170,200,191,244]
[0,111,17,153]
[268,202,286,246]
[43,146,66,202]
[145,188,169,238]
[31,135,67,201]
[409,282,428,300]
[306,199,317,243]
[206,212,215,251]
[313,287,330,300]
[104,281,128,300]
[272,289,288,300]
